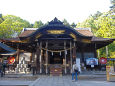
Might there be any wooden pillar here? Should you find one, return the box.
[70,41,72,74]
[16,48,20,64]
[106,46,109,58]
[94,43,97,58]
[31,53,35,62]
[30,53,33,62]
[46,41,48,74]
[36,43,40,73]
[73,42,76,61]
[64,41,67,74]
[81,47,84,62]
[40,42,42,73]
[97,49,100,58]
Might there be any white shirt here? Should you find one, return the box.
[72,64,77,72]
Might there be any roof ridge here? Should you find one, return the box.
[75,28,91,31]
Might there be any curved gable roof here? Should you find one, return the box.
[19,18,92,42]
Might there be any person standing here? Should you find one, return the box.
[72,61,78,81]
[0,62,3,77]
[2,63,6,75]
[31,61,36,75]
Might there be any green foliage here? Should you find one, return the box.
[0,14,3,24]
[63,19,70,26]
[95,13,113,38]
[77,4,115,58]
[71,22,77,28]
[0,18,3,24]
[0,15,31,38]
[33,21,44,28]
[77,11,102,34]
[110,0,115,12]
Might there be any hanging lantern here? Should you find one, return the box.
[51,52,53,56]
[8,57,15,64]
[66,50,67,55]
[60,51,61,56]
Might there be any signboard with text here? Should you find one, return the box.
[86,58,98,65]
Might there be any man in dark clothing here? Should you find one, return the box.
[31,62,36,75]
[2,63,6,75]
[0,64,3,77]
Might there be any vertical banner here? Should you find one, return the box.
[76,58,81,73]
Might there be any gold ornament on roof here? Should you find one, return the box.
[82,39,91,43]
[47,30,65,34]
[21,37,30,43]
[36,34,42,39]
[69,33,77,41]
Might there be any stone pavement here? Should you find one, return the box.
[33,75,76,86]
[32,75,115,86]
[0,74,37,86]
[0,81,32,86]
[0,74,115,86]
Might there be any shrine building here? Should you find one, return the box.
[1,18,115,75]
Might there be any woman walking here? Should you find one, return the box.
[72,61,78,81]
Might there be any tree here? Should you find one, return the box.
[77,10,115,58]
[0,14,3,24]
[71,22,77,28]
[91,11,102,20]
[63,19,70,26]
[33,21,43,28]
[95,12,115,38]
[110,0,115,13]
[0,15,31,38]
[77,11,102,34]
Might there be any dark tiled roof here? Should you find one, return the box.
[1,37,21,42]
[19,29,93,37]
[91,36,115,42]
[0,42,16,52]
[1,28,114,43]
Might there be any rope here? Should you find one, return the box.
[41,46,74,52]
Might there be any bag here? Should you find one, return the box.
[74,65,78,72]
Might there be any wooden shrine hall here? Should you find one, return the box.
[1,18,115,75]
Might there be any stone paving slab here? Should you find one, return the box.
[34,76,76,86]
[76,81,115,86]
[0,81,32,86]
[0,75,115,86]
[33,75,115,86]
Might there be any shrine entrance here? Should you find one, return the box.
[49,52,63,64]
[49,52,64,76]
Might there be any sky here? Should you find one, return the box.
[0,0,111,24]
